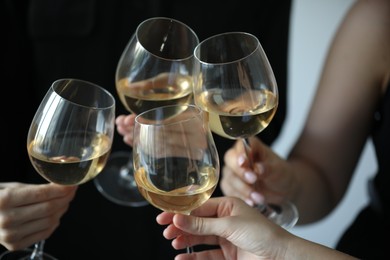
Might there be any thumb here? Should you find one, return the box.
[173,214,228,238]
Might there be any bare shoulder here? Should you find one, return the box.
[351,0,390,90]
[354,0,389,16]
[346,0,389,28]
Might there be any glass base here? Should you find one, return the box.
[0,249,57,260]
[94,151,149,207]
[256,201,299,230]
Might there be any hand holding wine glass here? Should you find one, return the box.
[0,78,115,260]
[94,17,199,207]
[0,183,77,259]
[193,32,298,229]
[133,104,220,253]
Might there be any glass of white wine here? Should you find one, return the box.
[0,78,115,260]
[133,104,220,253]
[193,32,298,229]
[94,17,199,207]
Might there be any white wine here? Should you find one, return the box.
[196,88,278,139]
[28,132,111,185]
[134,160,218,214]
[116,75,193,114]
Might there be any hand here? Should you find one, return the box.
[156,196,288,260]
[116,114,136,147]
[135,107,210,160]
[0,182,77,250]
[157,196,358,260]
[220,137,294,207]
[117,108,209,159]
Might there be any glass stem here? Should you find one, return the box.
[29,240,45,260]
[241,138,273,214]
[241,138,254,167]
[242,138,299,229]
[184,212,194,254]
[186,246,194,254]
[118,157,136,187]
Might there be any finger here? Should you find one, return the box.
[123,114,136,126]
[0,212,57,244]
[122,133,134,147]
[0,225,54,251]
[0,182,25,189]
[220,166,254,204]
[116,120,133,136]
[223,144,255,184]
[0,209,63,251]
[174,197,253,236]
[162,223,184,240]
[0,189,75,228]
[0,183,77,208]
[173,214,231,244]
[156,211,175,225]
[187,198,222,217]
[172,233,220,249]
[0,195,73,250]
[116,114,134,132]
[25,189,75,221]
[115,114,127,126]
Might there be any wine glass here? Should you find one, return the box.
[133,104,220,253]
[94,17,199,207]
[193,32,298,229]
[0,78,115,260]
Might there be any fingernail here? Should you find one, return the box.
[245,199,254,207]
[250,192,265,204]
[244,171,257,183]
[254,163,264,175]
[238,155,246,166]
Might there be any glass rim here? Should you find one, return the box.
[51,78,115,110]
[136,16,199,61]
[135,104,202,127]
[194,31,261,65]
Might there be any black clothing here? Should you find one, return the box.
[336,82,390,259]
[3,0,291,258]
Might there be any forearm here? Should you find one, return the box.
[287,157,335,224]
[285,234,358,260]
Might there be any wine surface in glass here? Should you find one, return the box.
[28,132,111,185]
[196,88,278,139]
[134,158,218,214]
[116,75,193,115]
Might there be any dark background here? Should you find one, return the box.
[2,0,291,258]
